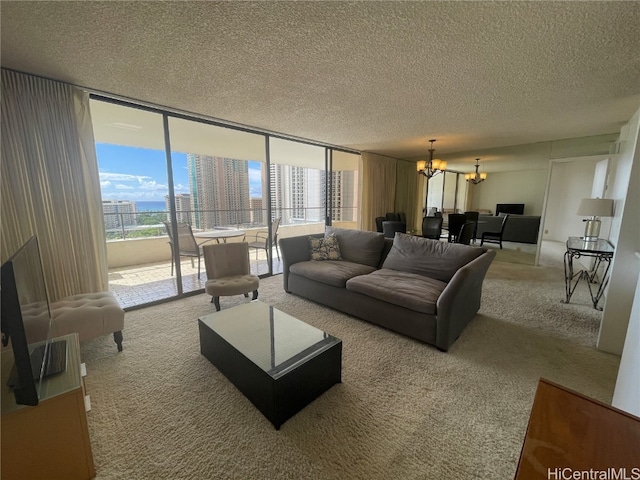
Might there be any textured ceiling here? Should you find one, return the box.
[2,1,639,169]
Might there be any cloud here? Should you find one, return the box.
[99,171,152,183]
[100,180,112,187]
[115,184,134,190]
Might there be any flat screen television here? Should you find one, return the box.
[1,236,66,406]
[496,203,525,215]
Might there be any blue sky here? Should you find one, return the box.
[96,144,262,201]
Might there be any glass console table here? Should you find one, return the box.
[563,236,615,310]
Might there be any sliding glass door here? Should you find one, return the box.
[167,116,266,291]
[91,97,352,308]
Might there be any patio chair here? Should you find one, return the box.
[247,217,281,264]
[203,243,259,311]
[163,221,208,279]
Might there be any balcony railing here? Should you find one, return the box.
[103,206,357,240]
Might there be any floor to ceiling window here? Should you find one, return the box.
[167,116,267,291]
[424,171,468,214]
[91,99,183,308]
[269,138,327,237]
[330,150,360,229]
[90,97,356,309]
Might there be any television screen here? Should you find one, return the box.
[496,203,525,215]
[1,236,55,406]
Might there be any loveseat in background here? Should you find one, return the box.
[279,228,495,351]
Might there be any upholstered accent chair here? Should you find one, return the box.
[203,243,259,311]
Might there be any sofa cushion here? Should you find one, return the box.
[325,227,385,267]
[346,269,447,315]
[309,233,342,261]
[382,233,484,282]
[290,260,377,288]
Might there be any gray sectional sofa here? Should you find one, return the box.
[279,227,496,351]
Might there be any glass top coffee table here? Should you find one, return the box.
[198,301,342,429]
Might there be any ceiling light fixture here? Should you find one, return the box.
[416,139,447,179]
[465,158,487,184]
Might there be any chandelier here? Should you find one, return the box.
[416,139,447,179]
[465,158,487,184]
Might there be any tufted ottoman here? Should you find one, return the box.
[50,292,125,351]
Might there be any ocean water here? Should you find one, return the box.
[136,201,166,212]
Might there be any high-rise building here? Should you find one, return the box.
[269,164,326,224]
[102,200,137,230]
[331,170,358,221]
[165,194,192,224]
[187,154,250,229]
[249,197,264,225]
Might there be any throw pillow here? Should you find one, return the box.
[309,234,342,261]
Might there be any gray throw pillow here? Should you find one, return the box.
[382,233,484,282]
[325,227,385,267]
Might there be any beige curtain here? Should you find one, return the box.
[360,152,397,231]
[395,160,423,232]
[1,69,108,301]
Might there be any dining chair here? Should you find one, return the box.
[202,242,259,311]
[382,220,407,238]
[163,221,208,279]
[421,216,443,240]
[447,214,467,243]
[463,211,480,243]
[481,214,509,249]
[426,207,439,217]
[456,222,475,245]
[247,217,281,264]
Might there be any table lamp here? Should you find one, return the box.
[576,198,614,241]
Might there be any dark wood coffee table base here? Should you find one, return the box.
[198,314,342,430]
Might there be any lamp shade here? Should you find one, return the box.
[576,198,614,217]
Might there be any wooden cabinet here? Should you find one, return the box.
[515,378,640,480]
[1,333,95,480]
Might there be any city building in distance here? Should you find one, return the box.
[102,200,137,229]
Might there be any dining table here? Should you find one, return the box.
[194,229,246,244]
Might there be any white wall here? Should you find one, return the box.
[598,106,640,356]
[612,253,640,417]
[468,170,547,215]
[543,156,613,242]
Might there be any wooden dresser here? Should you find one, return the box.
[515,378,640,479]
[1,333,95,480]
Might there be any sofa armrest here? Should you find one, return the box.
[435,249,496,351]
[279,234,323,292]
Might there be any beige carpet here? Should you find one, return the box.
[82,259,620,479]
